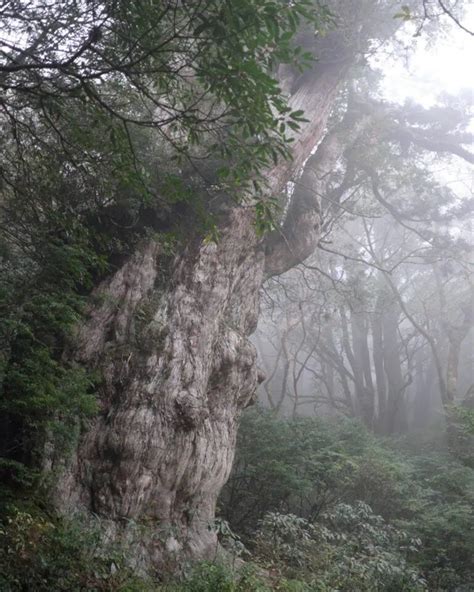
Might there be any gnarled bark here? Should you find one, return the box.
[55,211,264,570]
[53,58,352,573]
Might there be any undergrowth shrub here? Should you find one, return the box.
[219,407,474,590]
[0,506,154,591]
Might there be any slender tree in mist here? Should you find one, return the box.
[257,93,473,433]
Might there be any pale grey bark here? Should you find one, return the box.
[53,58,353,572]
[264,110,371,278]
[56,212,264,570]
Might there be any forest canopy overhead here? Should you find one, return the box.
[1,0,334,482]
[0,0,473,589]
[0,0,333,201]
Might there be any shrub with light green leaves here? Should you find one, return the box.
[220,408,474,590]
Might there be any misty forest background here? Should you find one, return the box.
[0,1,473,591]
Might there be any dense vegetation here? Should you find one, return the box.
[0,0,330,489]
[1,408,473,590]
[1,0,473,589]
[220,408,474,590]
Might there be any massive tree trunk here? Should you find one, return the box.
[55,213,264,571]
[52,58,351,573]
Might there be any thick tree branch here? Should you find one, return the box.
[264,112,371,278]
[390,126,474,164]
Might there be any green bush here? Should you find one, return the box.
[253,505,425,591]
[2,409,472,591]
[221,409,422,533]
[219,408,474,590]
[0,507,154,591]
[157,562,274,592]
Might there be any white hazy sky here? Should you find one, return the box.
[373,9,474,201]
[377,7,474,106]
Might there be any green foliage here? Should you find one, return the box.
[447,405,474,467]
[1,0,331,490]
[156,562,274,592]
[221,409,419,534]
[316,503,425,591]
[0,219,103,485]
[393,6,412,22]
[254,505,426,591]
[2,410,472,590]
[254,197,281,237]
[173,562,268,592]
[255,512,320,569]
[220,408,474,590]
[0,507,155,591]
[2,0,333,222]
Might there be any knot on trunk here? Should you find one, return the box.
[174,391,207,431]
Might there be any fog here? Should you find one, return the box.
[1,1,473,588]
[254,16,474,432]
